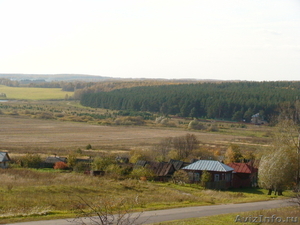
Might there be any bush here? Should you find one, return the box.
[91,156,114,171]
[54,161,68,170]
[105,164,132,179]
[20,154,42,168]
[130,166,155,180]
[188,119,206,130]
[73,162,90,173]
[172,170,189,185]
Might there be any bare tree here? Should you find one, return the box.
[153,137,173,162]
[172,133,199,160]
[70,196,144,225]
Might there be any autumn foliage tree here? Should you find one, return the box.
[224,144,243,164]
[54,161,68,170]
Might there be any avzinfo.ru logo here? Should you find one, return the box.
[235,215,298,223]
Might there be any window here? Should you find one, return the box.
[214,174,219,182]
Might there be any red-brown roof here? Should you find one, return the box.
[227,162,257,174]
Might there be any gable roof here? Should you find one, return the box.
[44,156,67,164]
[169,159,190,171]
[0,152,10,162]
[147,162,175,177]
[227,162,257,174]
[182,160,234,172]
[135,160,148,168]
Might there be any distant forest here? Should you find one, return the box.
[80,81,300,122]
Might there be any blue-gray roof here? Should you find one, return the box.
[0,152,10,162]
[182,160,234,172]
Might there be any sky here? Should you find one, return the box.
[0,0,299,81]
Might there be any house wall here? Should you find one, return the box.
[232,173,258,188]
[0,161,9,169]
[186,170,232,189]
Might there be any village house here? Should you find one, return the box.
[41,155,67,168]
[0,152,11,169]
[182,160,234,189]
[227,162,258,188]
[169,159,190,171]
[135,160,176,181]
[251,113,267,125]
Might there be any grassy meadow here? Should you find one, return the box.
[0,168,290,224]
[0,85,73,100]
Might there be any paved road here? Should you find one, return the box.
[6,198,297,225]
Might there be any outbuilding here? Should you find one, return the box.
[0,152,11,169]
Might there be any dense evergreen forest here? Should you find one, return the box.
[80,81,300,122]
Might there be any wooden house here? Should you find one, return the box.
[135,160,176,181]
[42,155,67,168]
[182,160,234,189]
[0,152,11,169]
[227,162,258,188]
[169,159,190,171]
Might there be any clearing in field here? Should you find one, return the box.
[0,85,73,100]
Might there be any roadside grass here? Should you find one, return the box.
[0,85,73,100]
[0,169,290,224]
[153,206,299,225]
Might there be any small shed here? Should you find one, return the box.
[227,162,258,188]
[134,160,176,181]
[0,152,11,169]
[147,162,176,181]
[182,160,234,189]
[42,156,67,168]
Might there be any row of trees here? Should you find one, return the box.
[80,81,300,121]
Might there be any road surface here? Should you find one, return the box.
[6,198,297,225]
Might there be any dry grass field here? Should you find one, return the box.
[0,115,270,155]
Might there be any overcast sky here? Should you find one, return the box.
[0,0,299,81]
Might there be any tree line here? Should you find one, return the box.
[80,81,300,121]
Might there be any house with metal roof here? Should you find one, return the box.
[227,162,258,188]
[182,160,234,189]
[0,152,11,169]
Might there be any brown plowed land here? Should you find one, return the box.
[0,115,264,154]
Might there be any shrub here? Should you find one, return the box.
[20,154,42,168]
[172,170,189,185]
[188,119,206,130]
[91,156,114,171]
[73,162,90,173]
[105,164,132,179]
[130,166,155,180]
[200,170,212,189]
[54,161,68,170]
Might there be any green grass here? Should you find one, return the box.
[0,168,290,224]
[0,85,73,100]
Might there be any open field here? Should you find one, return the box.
[0,85,73,100]
[0,168,291,224]
[0,115,271,155]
